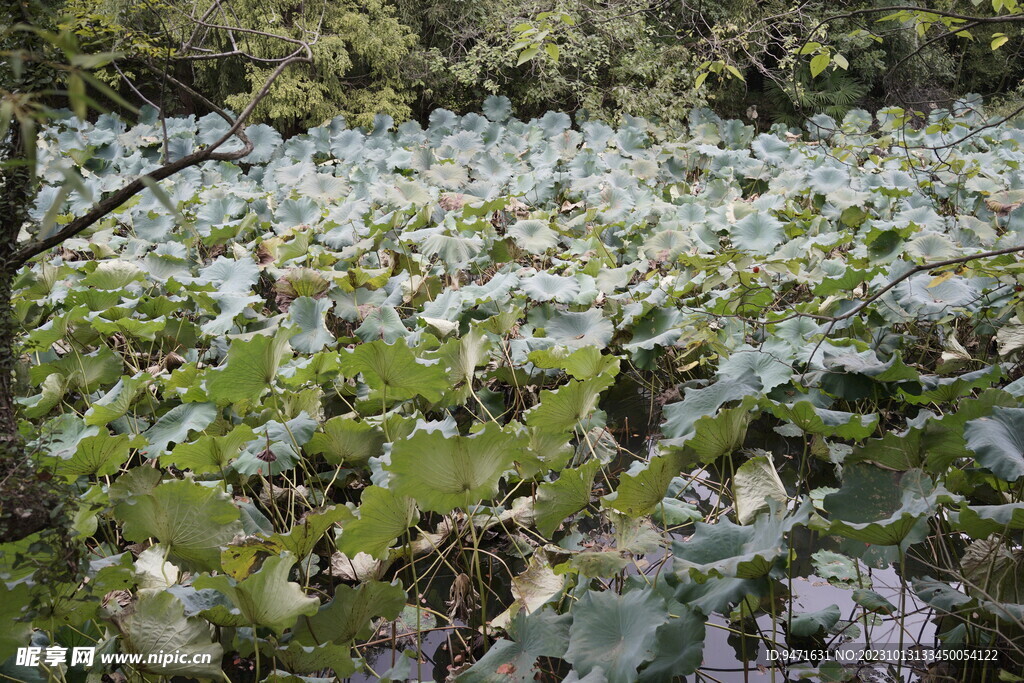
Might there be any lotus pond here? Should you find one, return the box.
[3,96,1024,682]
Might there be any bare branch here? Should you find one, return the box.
[11,45,311,268]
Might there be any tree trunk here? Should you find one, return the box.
[0,10,65,543]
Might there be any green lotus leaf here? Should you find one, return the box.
[810,550,862,588]
[851,589,895,614]
[653,498,702,527]
[672,501,810,580]
[195,553,320,633]
[193,256,260,293]
[544,309,614,349]
[765,400,879,440]
[307,416,386,466]
[733,454,788,525]
[56,430,131,478]
[84,376,150,426]
[233,412,317,476]
[289,296,336,352]
[112,590,223,678]
[355,305,407,343]
[673,402,755,464]
[522,271,580,303]
[949,502,1024,539]
[912,577,973,613]
[787,604,841,638]
[18,372,67,418]
[964,406,1024,481]
[387,424,528,513]
[291,579,406,645]
[161,423,256,474]
[509,219,560,254]
[622,309,682,353]
[31,345,124,394]
[824,466,958,546]
[844,428,922,470]
[0,582,32,661]
[432,327,492,404]
[528,345,619,381]
[729,211,784,255]
[660,375,761,441]
[900,365,1001,405]
[526,375,614,434]
[564,589,668,683]
[140,401,218,457]
[115,477,243,571]
[336,486,419,559]
[272,505,354,560]
[604,452,684,518]
[458,609,570,683]
[565,550,628,578]
[636,605,705,681]
[264,641,357,678]
[207,328,293,405]
[81,260,145,289]
[717,346,793,393]
[340,337,447,402]
[535,459,600,536]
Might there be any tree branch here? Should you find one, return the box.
[10,46,311,268]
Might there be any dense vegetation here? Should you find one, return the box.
[5,1,1024,682]
[2,96,1024,681]
[54,0,1024,129]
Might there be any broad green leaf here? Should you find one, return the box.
[289,296,336,352]
[84,376,150,426]
[787,604,840,638]
[811,550,862,588]
[388,424,527,512]
[307,417,386,465]
[637,606,705,681]
[56,430,130,478]
[604,452,684,517]
[292,579,406,644]
[824,467,958,546]
[509,219,559,254]
[340,338,447,402]
[564,589,668,683]
[355,306,407,343]
[528,345,620,381]
[115,477,243,570]
[665,404,753,464]
[207,329,292,405]
[950,503,1024,539]
[733,454,788,524]
[672,501,810,579]
[766,401,878,440]
[272,505,354,560]
[233,412,317,476]
[964,407,1024,481]
[161,424,256,474]
[851,589,895,614]
[810,52,830,77]
[112,591,223,678]
[195,554,320,633]
[265,641,357,678]
[661,376,760,440]
[337,486,419,559]
[526,375,614,433]
[141,402,217,457]
[0,582,32,660]
[535,459,600,536]
[458,609,570,683]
